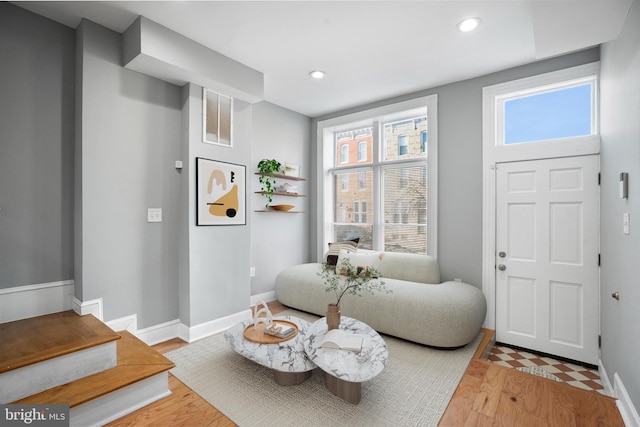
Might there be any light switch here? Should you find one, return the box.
[148,208,162,223]
[623,212,630,235]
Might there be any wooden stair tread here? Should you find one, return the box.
[0,311,121,373]
[13,331,175,407]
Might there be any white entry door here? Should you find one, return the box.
[496,155,599,365]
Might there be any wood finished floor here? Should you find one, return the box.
[107,302,623,427]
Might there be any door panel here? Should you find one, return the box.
[496,155,599,364]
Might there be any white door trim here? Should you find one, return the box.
[482,64,601,330]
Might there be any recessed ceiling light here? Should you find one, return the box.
[309,70,326,79]
[457,17,482,33]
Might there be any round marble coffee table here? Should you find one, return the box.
[303,316,388,404]
[224,316,316,385]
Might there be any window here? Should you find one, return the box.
[319,95,437,256]
[358,141,367,162]
[398,135,408,156]
[340,144,349,164]
[484,62,599,163]
[399,169,408,189]
[340,174,349,191]
[338,202,346,222]
[503,82,594,145]
[354,200,367,223]
[358,171,367,190]
[420,131,427,153]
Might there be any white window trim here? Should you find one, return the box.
[481,62,600,329]
[316,95,438,261]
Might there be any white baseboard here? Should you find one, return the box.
[179,309,252,343]
[107,310,251,345]
[614,372,640,427]
[136,319,182,346]
[250,291,276,306]
[598,359,615,397]
[73,297,103,321]
[106,314,137,334]
[0,280,74,323]
[3,285,251,347]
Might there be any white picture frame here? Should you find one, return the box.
[284,162,300,177]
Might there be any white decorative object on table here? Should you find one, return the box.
[252,300,273,329]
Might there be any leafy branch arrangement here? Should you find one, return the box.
[318,258,390,306]
[257,159,283,208]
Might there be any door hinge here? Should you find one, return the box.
[598,253,601,266]
[598,335,602,348]
[598,172,601,186]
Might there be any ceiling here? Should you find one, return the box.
[14,1,633,118]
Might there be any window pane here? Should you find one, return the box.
[383,166,427,254]
[504,83,592,145]
[334,170,373,248]
[384,225,426,253]
[335,127,373,166]
[358,141,367,161]
[340,144,349,163]
[335,224,373,250]
[383,116,427,161]
[358,171,367,190]
[398,135,408,155]
[420,131,428,153]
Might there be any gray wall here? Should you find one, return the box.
[312,48,600,287]
[250,102,311,296]
[0,3,75,288]
[179,83,253,327]
[76,19,182,328]
[0,5,311,331]
[600,0,640,410]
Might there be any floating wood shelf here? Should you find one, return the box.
[254,191,307,197]
[254,172,307,181]
[255,210,307,213]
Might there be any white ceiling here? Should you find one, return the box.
[14,1,633,117]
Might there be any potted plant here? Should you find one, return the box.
[257,159,283,208]
[318,257,389,329]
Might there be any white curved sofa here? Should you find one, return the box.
[275,250,487,348]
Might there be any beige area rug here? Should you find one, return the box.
[166,309,482,427]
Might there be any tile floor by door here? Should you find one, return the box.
[489,344,606,395]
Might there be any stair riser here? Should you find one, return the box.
[2,342,117,404]
[70,372,171,427]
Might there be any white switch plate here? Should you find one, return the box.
[623,212,630,234]
[250,267,256,277]
[148,208,162,223]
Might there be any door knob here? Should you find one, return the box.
[499,251,506,258]
[498,264,507,271]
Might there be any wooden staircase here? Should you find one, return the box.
[0,311,175,427]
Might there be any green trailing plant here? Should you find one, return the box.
[257,159,283,208]
[318,258,390,307]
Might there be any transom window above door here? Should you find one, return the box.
[484,62,600,163]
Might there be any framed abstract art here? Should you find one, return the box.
[196,157,246,225]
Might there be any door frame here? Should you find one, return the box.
[481,64,601,330]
